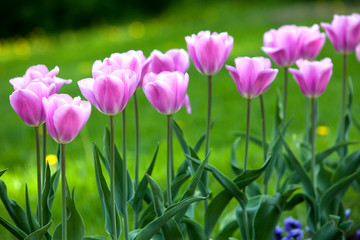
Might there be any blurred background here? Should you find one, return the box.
[1,0,360,239]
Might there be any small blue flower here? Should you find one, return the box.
[357,228,360,240]
[345,208,351,220]
[284,229,304,240]
[273,226,283,240]
[284,217,302,232]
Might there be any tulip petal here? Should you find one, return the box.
[78,78,99,109]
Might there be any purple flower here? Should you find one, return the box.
[141,49,189,83]
[78,69,138,116]
[284,217,302,232]
[9,65,71,127]
[92,50,145,88]
[321,14,360,54]
[284,229,304,240]
[143,71,189,115]
[289,58,333,98]
[185,30,233,76]
[357,228,360,240]
[262,24,325,67]
[42,94,91,144]
[226,57,278,99]
[274,226,283,240]
[356,45,360,62]
[345,208,351,220]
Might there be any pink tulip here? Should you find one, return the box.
[262,25,325,67]
[9,65,71,127]
[78,69,138,116]
[143,71,189,115]
[226,57,278,99]
[185,31,233,76]
[42,94,91,144]
[141,49,189,85]
[321,14,360,54]
[92,50,145,88]
[289,58,333,98]
[356,45,360,62]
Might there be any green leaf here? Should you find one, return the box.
[83,237,110,240]
[24,221,51,240]
[281,137,315,197]
[25,185,39,232]
[0,216,27,240]
[314,141,358,166]
[230,137,243,175]
[93,144,121,239]
[103,127,134,216]
[233,132,266,149]
[0,180,31,234]
[0,169,7,177]
[181,217,207,240]
[132,144,159,214]
[333,150,360,181]
[135,196,206,240]
[214,218,238,240]
[312,220,343,240]
[171,119,190,155]
[41,163,52,225]
[138,203,156,228]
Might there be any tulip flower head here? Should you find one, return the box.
[9,65,71,127]
[143,71,189,115]
[42,94,91,144]
[262,24,325,67]
[356,45,360,62]
[321,14,360,54]
[78,69,138,116]
[289,58,333,98]
[226,57,278,99]
[185,30,233,76]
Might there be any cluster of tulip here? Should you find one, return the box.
[4,12,360,240]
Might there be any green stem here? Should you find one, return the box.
[167,115,173,206]
[110,116,116,240]
[241,203,251,240]
[283,67,288,122]
[170,118,174,180]
[311,98,317,199]
[259,96,268,194]
[35,127,43,227]
[340,54,347,159]
[61,144,67,240]
[244,98,251,194]
[123,109,129,240]
[305,98,309,143]
[42,124,46,187]
[204,75,212,209]
[133,91,139,229]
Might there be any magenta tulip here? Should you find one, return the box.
[262,24,325,67]
[143,71,189,115]
[289,58,333,98]
[9,65,71,127]
[356,45,360,62]
[185,31,233,76]
[141,49,189,84]
[78,69,138,116]
[226,57,278,99]
[321,14,360,54]
[42,94,91,144]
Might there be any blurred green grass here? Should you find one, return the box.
[1,1,360,238]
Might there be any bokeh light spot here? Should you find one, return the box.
[46,154,58,166]
[128,21,146,39]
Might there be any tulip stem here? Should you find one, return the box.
[167,115,173,206]
[340,53,347,159]
[311,98,317,198]
[35,127,43,227]
[133,91,139,228]
[61,143,67,240]
[260,96,268,194]
[109,116,117,240]
[42,124,46,187]
[122,109,129,240]
[283,67,288,122]
[204,75,212,209]
[305,98,309,143]
[244,98,251,194]
[241,202,251,240]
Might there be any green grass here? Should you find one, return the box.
[1,1,360,239]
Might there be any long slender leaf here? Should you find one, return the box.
[83,237,110,240]
[233,132,267,149]
[132,144,159,214]
[230,137,242,175]
[171,119,190,155]
[0,169,7,177]
[181,217,207,240]
[0,216,27,240]
[214,218,238,240]
[25,185,39,232]
[24,221,51,240]
[312,220,343,240]
[135,196,206,240]
[0,180,31,234]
